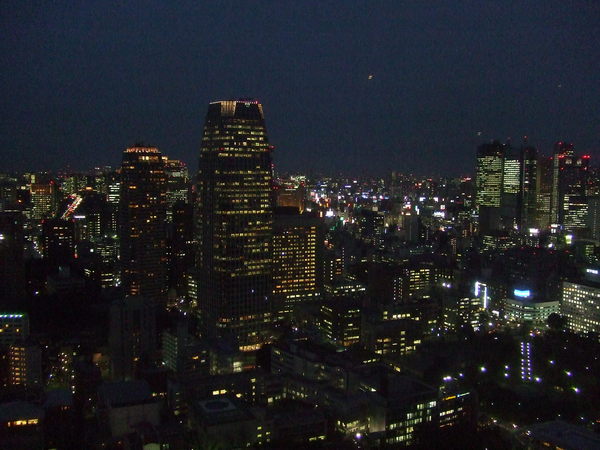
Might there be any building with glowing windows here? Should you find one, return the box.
[319,298,361,348]
[476,141,540,232]
[29,182,55,220]
[503,289,559,325]
[551,141,590,226]
[164,158,189,222]
[475,141,505,209]
[195,100,274,351]
[119,146,167,303]
[561,279,600,339]
[272,208,322,321]
[0,313,28,349]
[519,145,538,229]
[8,342,41,387]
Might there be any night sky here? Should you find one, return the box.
[1,1,599,176]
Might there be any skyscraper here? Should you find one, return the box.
[119,146,167,303]
[272,208,322,321]
[476,141,505,208]
[476,141,505,232]
[42,218,75,267]
[195,100,274,351]
[0,212,25,306]
[108,296,157,380]
[519,144,538,230]
[500,145,520,229]
[551,141,589,227]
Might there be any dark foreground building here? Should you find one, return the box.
[195,100,274,351]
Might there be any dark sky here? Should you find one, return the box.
[1,1,599,176]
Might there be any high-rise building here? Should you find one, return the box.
[169,201,195,295]
[195,100,274,351]
[275,179,306,213]
[587,196,600,241]
[106,172,121,207]
[562,278,600,339]
[519,144,538,230]
[119,146,167,303]
[108,296,157,380]
[272,208,322,320]
[551,141,589,227]
[164,159,189,222]
[0,313,29,349]
[30,182,56,220]
[9,341,42,387]
[536,156,553,228]
[42,218,75,267]
[318,297,361,348]
[476,141,505,209]
[0,212,25,305]
[476,141,505,232]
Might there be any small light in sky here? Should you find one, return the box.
[368,74,374,80]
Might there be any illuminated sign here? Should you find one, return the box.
[586,268,599,275]
[513,289,531,298]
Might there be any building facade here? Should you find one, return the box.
[119,146,168,303]
[195,100,274,351]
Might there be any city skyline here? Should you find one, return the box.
[2,2,600,448]
[2,1,599,175]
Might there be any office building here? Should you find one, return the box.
[475,141,505,209]
[476,141,505,232]
[164,158,189,222]
[119,146,168,303]
[41,218,75,267]
[519,144,538,230]
[30,182,55,220]
[272,208,322,320]
[0,212,25,305]
[551,141,589,226]
[561,278,600,339]
[0,313,29,349]
[536,156,553,228]
[319,298,361,348]
[9,342,42,387]
[195,100,274,351]
[587,196,600,241]
[108,297,157,380]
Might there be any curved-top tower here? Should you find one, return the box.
[195,100,274,351]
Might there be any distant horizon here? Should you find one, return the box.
[2,1,598,176]
[3,135,597,180]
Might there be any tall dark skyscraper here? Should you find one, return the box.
[0,212,25,306]
[119,146,168,303]
[195,100,274,351]
[519,144,538,230]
